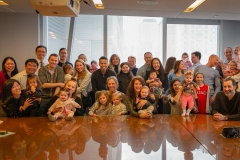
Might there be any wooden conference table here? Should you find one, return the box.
[0,115,239,160]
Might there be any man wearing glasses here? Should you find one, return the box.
[35,45,47,74]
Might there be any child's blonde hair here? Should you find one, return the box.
[184,70,194,77]
[26,74,42,89]
[229,60,238,67]
[112,92,122,100]
[139,86,150,97]
[96,90,111,111]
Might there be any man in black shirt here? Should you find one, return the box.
[91,56,116,96]
[57,48,73,67]
[213,77,240,121]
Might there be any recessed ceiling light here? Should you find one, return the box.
[184,0,206,12]
[215,15,219,17]
[0,1,9,5]
[137,0,158,5]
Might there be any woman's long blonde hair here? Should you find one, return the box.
[74,59,90,79]
[109,54,121,74]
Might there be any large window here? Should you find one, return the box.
[167,24,218,64]
[70,15,104,64]
[108,16,163,68]
[47,17,70,56]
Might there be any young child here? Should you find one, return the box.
[180,71,200,116]
[19,74,42,116]
[182,53,192,72]
[194,72,210,114]
[89,90,112,116]
[63,64,73,83]
[146,71,164,98]
[90,60,98,73]
[135,86,155,115]
[47,88,81,121]
[223,61,240,77]
[234,46,240,69]
[111,92,127,116]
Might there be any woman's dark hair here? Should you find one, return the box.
[173,60,184,74]
[169,78,180,97]
[164,57,176,74]
[126,76,146,99]
[150,58,165,82]
[118,62,133,77]
[2,57,19,79]
[2,79,20,104]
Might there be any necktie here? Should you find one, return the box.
[40,61,43,68]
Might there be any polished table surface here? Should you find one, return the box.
[0,115,239,160]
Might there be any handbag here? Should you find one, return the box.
[81,93,92,107]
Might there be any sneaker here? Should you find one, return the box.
[65,116,73,121]
[48,114,56,122]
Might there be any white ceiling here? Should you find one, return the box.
[1,0,240,20]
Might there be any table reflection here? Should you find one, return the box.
[175,114,240,160]
[32,115,213,160]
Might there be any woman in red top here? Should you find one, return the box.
[0,57,19,97]
[195,72,210,114]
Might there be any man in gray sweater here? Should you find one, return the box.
[212,77,240,121]
[194,54,221,108]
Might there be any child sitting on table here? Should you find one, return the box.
[47,88,81,121]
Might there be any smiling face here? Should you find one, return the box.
[195,73,204,84]
[172,81,180,93]
[223,80,236,97]
[134,79,143,93]
[107,78,118,92]
[75,61,84,73]
[121,64,130,74]
[128,57,136,69]
[4,58,15,73]
[152,59,160,71]
[64,81,77,96]
[25,62,38,74]
[185,74,193,83]
[59,91,69,101]
[144,53,153,65]
[11,82,21,98]
[35,47,47,61]
[140,87,149,98]
[98,94,108,105]
[99,59,108,72]
[229,61,237,70]
[111,56,120,66]
[48,55,59,69]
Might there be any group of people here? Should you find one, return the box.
[0,45,240,121]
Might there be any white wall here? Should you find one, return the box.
[0,13,39,71]
[219,20,240,60]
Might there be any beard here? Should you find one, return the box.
[224,89,235,97]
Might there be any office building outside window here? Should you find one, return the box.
[167,24,218,64]
[108,16,163,67]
